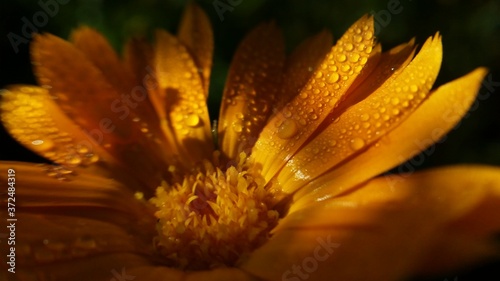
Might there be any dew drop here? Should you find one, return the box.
[350,138,365,150]
[345,43,354,51]
[360,113,370,121]
[326,73,340,84]
[31,139,55,152]
[349,53,360,62]
[185,114,200,127]
[364,31,373,40]
[232,122,243,133]
[65,154,82,166]
[341,65,351,72]
[391,97,400,105]
[277,119,298,139]
[410,84,418,93]
[337,54,347,62]
[85,153,99,164]
[283,109,292,118]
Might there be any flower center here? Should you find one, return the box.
[149,152,280,270]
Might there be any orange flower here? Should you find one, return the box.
[1,3,500,281]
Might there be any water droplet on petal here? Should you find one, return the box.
[350,137,365,151]
[349,53,360,62]
[410,84,419,93]
[277,119,298,139]
[326,73,340,84]
[360,113,370,121]
[233,122,243,133]
[31,139,55,152]
[185,114,200,127]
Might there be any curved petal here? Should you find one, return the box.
[218,22,285,159]
[0,86,149,190]
[251,15,376,183]
[0,162,154,220]
[154,30,214,165]
[278,30,333,110]
[177,2,214,97]
[72,26,167,149]
[31,33,172,193]
[278,34,441,195]
[292,67,488,207]
[0,162,160,279]
[243,165,500,281]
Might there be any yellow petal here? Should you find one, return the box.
[293,67,487,207]
[72,27,165,142]
[279,30,333,108]
[31,33,172,192]
[243,165,500,281]
[218,22,285,159]
[251,15,376,183]
[0,86,143,187]
[0,162,153,221]
[154,30,214,165]
[177,2,214,97]
[278,34,440,196]
[242,205,436,281]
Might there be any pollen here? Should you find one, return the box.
[149,152,280,270]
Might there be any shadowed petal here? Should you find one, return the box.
[218,22,285,159]
[278,30,333,112]
[177,2,214,97]
[31,33,172,193]
[154,30,214,165]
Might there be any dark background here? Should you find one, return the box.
[1,0,499,280]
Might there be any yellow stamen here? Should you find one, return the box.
[149,152,280,269]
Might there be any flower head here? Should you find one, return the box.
[1,3,500,281]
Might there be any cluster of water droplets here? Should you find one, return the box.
[1,87,100,172]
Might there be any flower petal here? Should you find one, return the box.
[251,15,376,183]
[31,33,172,192]
[277,34,440,196]
[0,162,160,279]
[218,22,285,159]
[0,162,153,220]
[0,86,144,187]
[293,67,488,207]
[279,30,333,109]
[177,2,214,97]
[243,165,500,281]
[72,27,165,141]
[154,30,214,165]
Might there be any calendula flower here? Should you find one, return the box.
[1,3,500,281]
